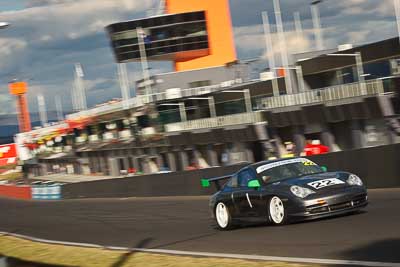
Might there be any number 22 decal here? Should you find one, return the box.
[308,178,345,189]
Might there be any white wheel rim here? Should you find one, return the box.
[216,203,229,228]
[269,196,284,224]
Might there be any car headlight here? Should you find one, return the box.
[347,174,363,186]
[290,185,315,198]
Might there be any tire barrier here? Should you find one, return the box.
[32,184,62,200]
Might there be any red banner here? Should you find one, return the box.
[0,185,31,200]
[0,143,17,159]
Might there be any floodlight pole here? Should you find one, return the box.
[273,0,293,95]
[394,0,400,45]
[137,27,152,103]
[208,97,216,117]
[55,95,64,121]
[293,11,303,52]
[189,97,217,117]
[311,0,325,51]
[262,11,279,97]
[326,53,366,94]
[37,94,48,127]
[274,66,306,93]
[118,63,131,109]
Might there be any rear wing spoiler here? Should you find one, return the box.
[201,175,232,191]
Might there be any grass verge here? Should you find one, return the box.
[0,172,22,181]
[0,235,319,267]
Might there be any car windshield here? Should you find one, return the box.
[258,160,323,183]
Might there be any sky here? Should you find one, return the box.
[0,0,398,117]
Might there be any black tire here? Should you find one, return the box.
[268,196,287,225]
[214,202,233,230]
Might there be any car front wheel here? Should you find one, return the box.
[215,202,233,230]
[268,196,287,225]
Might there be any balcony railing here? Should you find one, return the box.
[164,111,264,132]
[66,83,229,120]
[259,79,384,110]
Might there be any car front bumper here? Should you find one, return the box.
[288,187,368,221]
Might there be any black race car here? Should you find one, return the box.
[201,157,368,230]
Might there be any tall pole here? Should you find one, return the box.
[137,27,152,102]
[244,89,252,113]
[293,11,303,52]
[118,63,131,109]
[262,11,280,97]
[311,1,325,51]
[273,0,293,94]
[55,95,64,121]
[355,52,367,94]
[71,82,78,112]
[156,0,165,15]
[394,0,400,44]
[327,53,366,94]
[74,63,87,110]
[179,103,187,122]
[37,94,48,127]
[16,94,32,132]
[208,97,217,117]
[73,78,82,111]
[295,66,306,92]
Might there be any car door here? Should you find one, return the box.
[232,168,264,218]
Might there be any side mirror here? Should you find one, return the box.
[321,166,328,172]
[248,179,261,188]
[201,179,210,188]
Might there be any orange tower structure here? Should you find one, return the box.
[8,82,32,133]
[165,0,237,71]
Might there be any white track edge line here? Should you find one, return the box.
[0,231,399,267]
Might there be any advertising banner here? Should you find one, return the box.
[0,143,17,167]
[0,143,17,159]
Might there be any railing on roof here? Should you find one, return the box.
[259,79,384,110]
[164,111,264,132]
[66,84,223,120]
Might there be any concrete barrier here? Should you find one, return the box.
[62,143,400,199]
[307,143,400,189]
[2,144,399,200]
[61,163,248,199]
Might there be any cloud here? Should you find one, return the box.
[0,94,15,115]
[25,0,151,10]
[26,0,76,8]
[0,38,27,68]
[0,0,398,117]
[234,24,313,67]
[334,0,394,17]
[0,0,152,114]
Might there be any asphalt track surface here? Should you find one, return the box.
[0,189,399,264]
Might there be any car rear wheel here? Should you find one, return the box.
[268,196,287,225]
[215,202,233,230]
